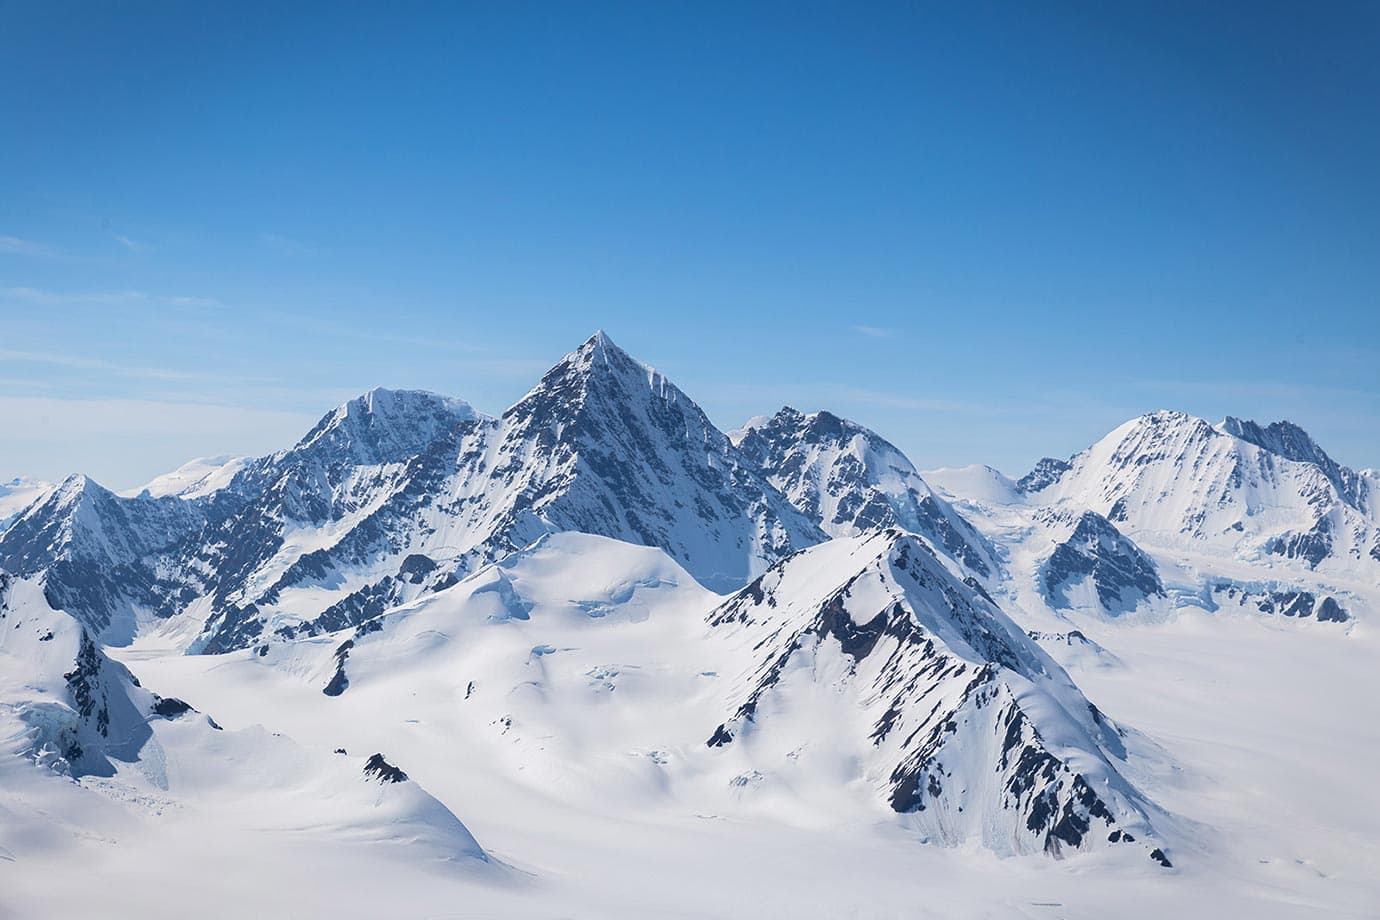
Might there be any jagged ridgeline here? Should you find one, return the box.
[0,332,993,652]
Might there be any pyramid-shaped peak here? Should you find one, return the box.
[583,328,617,352]
[51,473,110,505]
[570,329,644,373]
[508,331,678,420]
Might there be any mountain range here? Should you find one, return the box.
[1,331,1373,917]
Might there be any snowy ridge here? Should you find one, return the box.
[0,570,153,777]
[705,530,1167,861]
[122,455,250,500]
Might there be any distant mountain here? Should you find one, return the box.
[927,411,1375,622]
[0,476,51,532]
[1034,411,1379,570]
[121,455,249,500]
[0,475,206,640]
[0,335,828,652]
[733,407,995,578]
[922,464,1020,507]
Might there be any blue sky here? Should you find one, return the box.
[2,2,1378,489]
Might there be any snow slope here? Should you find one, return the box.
[33,530,1370,918]
[0,567,494,915]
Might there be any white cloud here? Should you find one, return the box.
[0,236,61,258]
[162,294,221,308]
[0,347,199,381]
[0,287,219,309]
[1,287,148,306]
[851,325,899,339]
[112,233,150,254]
[258,232,321,257]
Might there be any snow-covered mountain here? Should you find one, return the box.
[0,569,153,777]
[1030,410,1379,571]
[187,332,823,651]
[0,475,207,640]
[733,407,996,578]
[930,409,1374,625]
[121,455,249,500]
[704,529,1168,861]
[1037,510,1165,615]
[133,529,1170,865]
[0,335,825,652]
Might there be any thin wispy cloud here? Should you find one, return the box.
[0,348,273,387]
[827,386,1004,416]
[0,347,203,381]
[162,294,221,308]
[1130,375,1380,406]
[2,287,148,306]
[0,287,220,309]
[258,232,321,257]
[0,235,61,259]
[111,233,150,254]
[851,325,899,339]
[0,376,54,391]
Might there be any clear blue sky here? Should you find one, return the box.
[2,1,1377,489]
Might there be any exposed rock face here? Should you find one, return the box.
[1039,511,1165,614]
[1212,583,1350,622]
[363,753,409,784]
[1016,458,1072,495]
[1220,417,1370,511]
